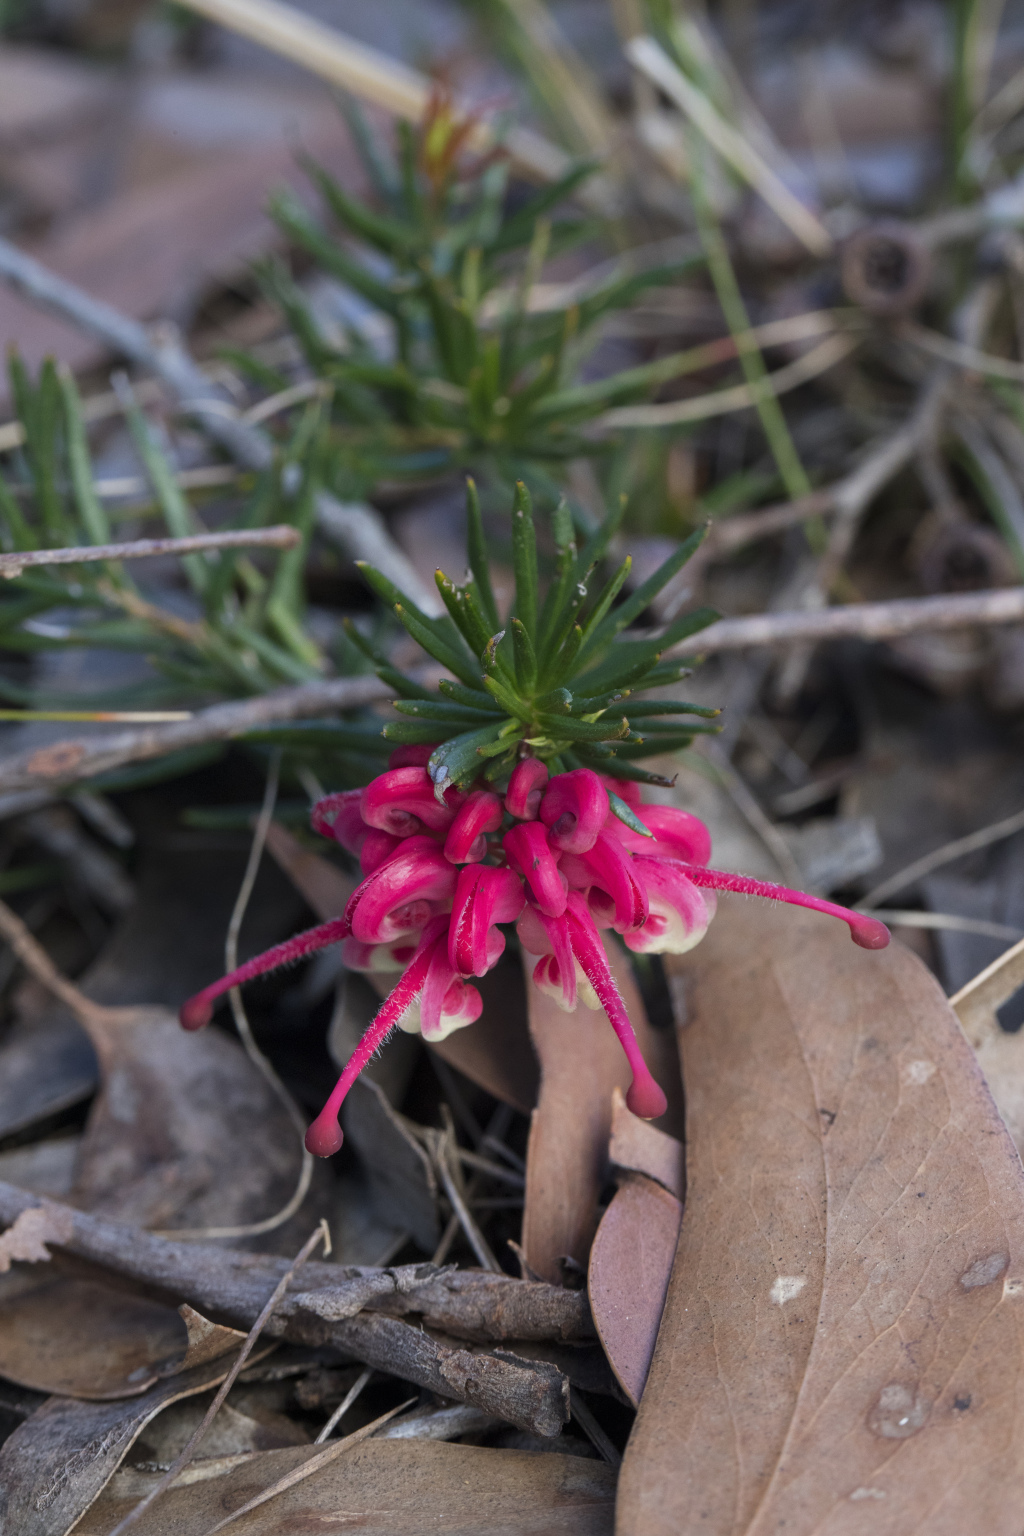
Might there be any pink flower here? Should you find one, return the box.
[502,822,567,917]
[448,865,525,977]
[505,759,549,819]
[539,768,608,853]
[444,789,504,864]
[345,835,457,944]
[180,763,890,1160]
[361,765,460,837]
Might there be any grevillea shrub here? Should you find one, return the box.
[180,482,889,1155]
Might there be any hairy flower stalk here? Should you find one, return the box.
[180,481,889,1155]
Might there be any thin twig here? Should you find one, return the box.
[0,526,299,578]
[868,909,1023,943]
[861,806,1024,910]
[899,318,1024,383]
[314,1366,373,1444]
[108,1219,329,1536]
[569,1388,622,1467]
[626,35,833,257]
[0,236,440,613]
[0,672,389,796]
[678,585,1024,655]
[431,1125,502,1273]
[703,742,804,888]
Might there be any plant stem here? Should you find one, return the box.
[687,134,813,507]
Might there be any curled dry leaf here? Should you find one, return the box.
[588,1096,685,1406]
[0,1203,73,1271]
[522,944,683,1284]
[620,896,1024,1536]
[75,1440,617,1536]
[0,1349,275,1536]
[952,935,1024,1158]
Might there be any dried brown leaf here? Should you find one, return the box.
[620,896,1024,1535]
[74,1439,617,1535]
[587,1175,682,1408]
[0,1203,72,1270]
[522,944,683,1283]
[0,1349,274,1536]
[608,1087,685,1200]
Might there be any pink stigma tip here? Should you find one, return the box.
[626,1075,668,1120]
[305,1113,344,1157]
[850,915,891,949]
[180,997,212,1031]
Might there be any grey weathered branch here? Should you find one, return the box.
[0,236,440,613]
[0,1182,581,1435]
[676,585,1024,655]
[0,525,300,577]
[0,673,390,795]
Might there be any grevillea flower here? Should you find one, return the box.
[179,481,890,1156]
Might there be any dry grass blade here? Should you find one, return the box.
[861,805,1024,909]
[107,1220,329,1536]
[200,1399,414,1536]
[314,1366,373,1443]
[626,35,834,257]
[596,333,857,429]
[0,526,300,578]
[868,910,1024,943]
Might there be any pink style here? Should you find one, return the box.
[180,752,889,1157]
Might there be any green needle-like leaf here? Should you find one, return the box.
[536,713,629,742]
[511,480,538,641]
[393,603,481,689]
[511,617,537,693]
[466,477,500,631]
[608,792,655,837]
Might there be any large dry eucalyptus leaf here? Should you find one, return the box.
[69,999,302,1231]
[953,935,1024,1157]
[75,1438,617,1535]
[619,896,1024,1536]
[522,943,683,1283]
[0,1350,271,1536]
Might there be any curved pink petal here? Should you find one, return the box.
[574,830,649,934]
[603,803,712,866]
[539,768,609,854]
[505,759,549,820]
[344,835,458,944]
[517,904,577,1009]
[448,864,525,977]
[444,790,504,864]
[310,789,367,856]
[360,829,403,875]
[564,893,668,1121]
[624,857,714,954]
[503,822,567,917]
[531,954,599,1014]
[361,766,458,837]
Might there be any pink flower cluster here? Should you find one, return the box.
[180,746,889,1157]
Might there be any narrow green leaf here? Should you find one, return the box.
[624,700,721,719]
[58,368,109,545]
[511,480,538,640]
[576,555,631,656]
[438,677,501,710]
[428,720,512,799]
[394,603,481,689]
[465,478,500,630]
[613,733,697,758]
[576,756,677,788]
[585,526,710,654]
[608,792,655,837]
[482,671,530,720]
[535,686,572,714]
[393,698,500,724]
[536,712,629,742]
[511,617,537,692]
[382,721,448,745]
